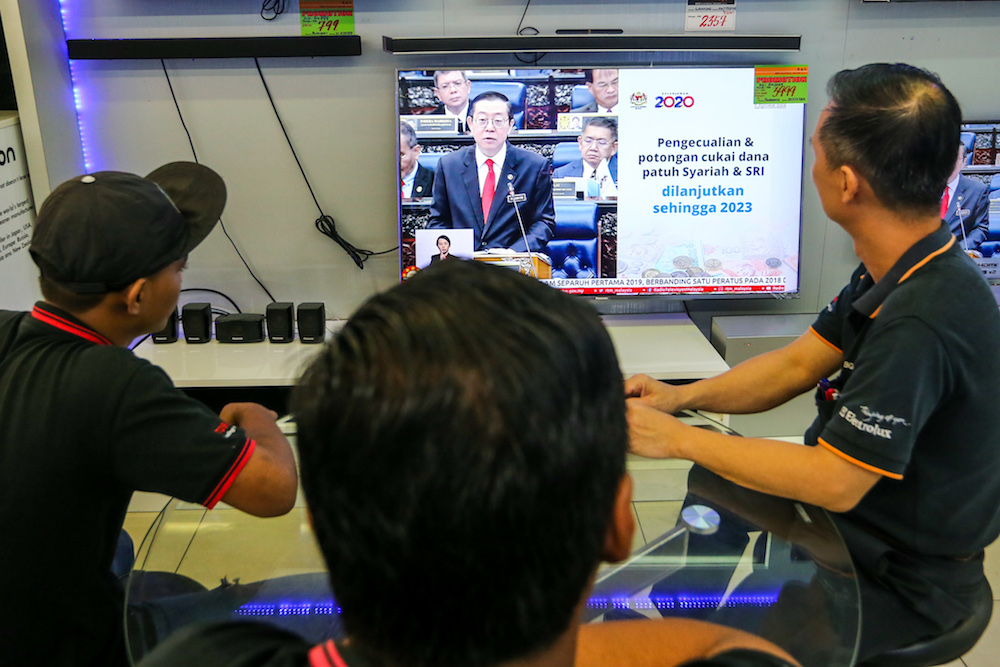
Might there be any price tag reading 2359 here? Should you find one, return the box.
[300,0,354,36]
[685,0,736,32]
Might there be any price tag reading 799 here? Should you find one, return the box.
[300,1,354,36]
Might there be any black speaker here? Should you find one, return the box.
[216,314,266,344]
[181,302,212,343]
[266,302,294,343]
[297,302,326,344]
[152,308,178,344]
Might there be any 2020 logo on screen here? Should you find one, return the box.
[655,95,695,108]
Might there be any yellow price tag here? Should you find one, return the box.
[300,1,354,36]
[754,66,808,105]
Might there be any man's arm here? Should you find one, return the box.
[625,330,842,416]
[627,402,879,512]
[218,403,297,517]
[578,618,799,667]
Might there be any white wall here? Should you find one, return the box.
[7,0,1000,320]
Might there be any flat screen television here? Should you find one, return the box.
[396,66,806,313]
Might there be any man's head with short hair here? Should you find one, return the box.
[468,92,514,158]
[817,63,961,216]
[399,121,422,179]
[584,69,619,111]
[432,70,472,115]
[294,260,629,667]
[579,117,619,170]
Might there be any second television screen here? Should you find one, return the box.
[397,66,806,298]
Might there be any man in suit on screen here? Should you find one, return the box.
[428,91,556,253]
[553,116,619,199]
[429,70,472,134]
[575,69,619,113]
[942,143,990,255]
[399,121,434,200]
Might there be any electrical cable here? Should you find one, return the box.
[514,0,546,65]
[128,334,151,350]
[253,58,397,268]
[260,0,287,21]
[160,60,278,302]
[516,0,534,35]
[180,288,242,313]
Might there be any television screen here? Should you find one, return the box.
[396,66,806,307]
[955,122,1000,305]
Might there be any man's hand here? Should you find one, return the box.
[627,398,683,459]
[624,374,687,414]
[218,402,298,517]
[220,402,279,431]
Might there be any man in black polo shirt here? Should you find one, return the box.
[0,163,298,666]
[625,63,1000,661]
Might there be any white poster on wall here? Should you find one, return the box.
[0,114,38,310]
[615,68,805,292]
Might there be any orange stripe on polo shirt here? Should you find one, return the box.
[899,234,954,284]
[809,326,843,354]
[869,235,955,319]
[818,437,903,480]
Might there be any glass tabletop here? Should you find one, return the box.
[126,411,859,667]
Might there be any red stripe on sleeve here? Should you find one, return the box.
[202,438,256,508]
[309,641,351,667]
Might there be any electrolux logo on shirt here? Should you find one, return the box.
[838,405,895,440]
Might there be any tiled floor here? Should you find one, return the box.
[123,451,1000,666]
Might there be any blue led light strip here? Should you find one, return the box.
[58,0,93,172]
[237,601,343,617]
[236,593,779,618]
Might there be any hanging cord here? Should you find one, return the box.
[515,0,545,65]
[261,0,287,21]
[516,0,534,34]
[254,58,397,268]
[160,60,278,302]
[181,288,243,314]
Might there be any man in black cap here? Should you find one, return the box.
[0,162,298,666]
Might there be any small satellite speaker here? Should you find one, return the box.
[266,302,295,343]
[216,314,266,344]
[297,302,326,344]
[152,308,178,344]
[181,302,212,343]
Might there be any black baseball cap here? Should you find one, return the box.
[29,162,227,294]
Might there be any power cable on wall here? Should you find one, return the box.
[160,60,278,302]
[253,58,396,268]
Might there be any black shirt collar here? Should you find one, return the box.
[30,302,114,346]
[853,223,956,318]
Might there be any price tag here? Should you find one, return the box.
[685,0,736,32]
[300,0,354,36]
[754,66,808,104]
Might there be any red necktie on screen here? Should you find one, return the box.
[940,188,950,219]
[482,159,495,224]
[400,179,405,199]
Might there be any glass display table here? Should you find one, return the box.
[126,412,858,666]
